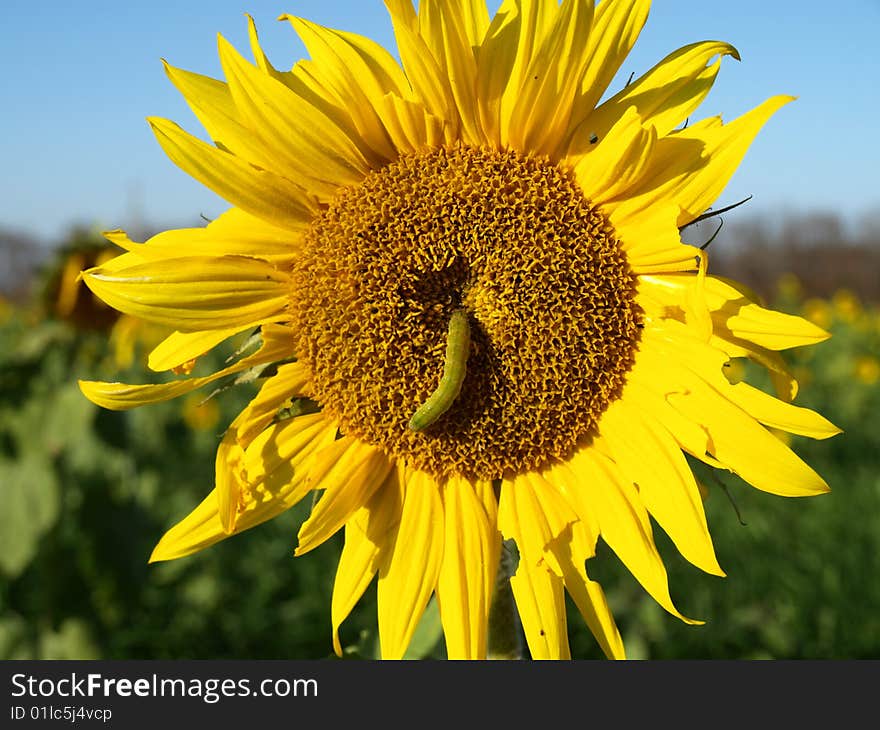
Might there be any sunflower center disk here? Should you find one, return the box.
[289,145,642,479]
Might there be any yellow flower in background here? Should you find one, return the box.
[775,272,803,302]
[181,393,222,432]
[853,356,880,386]
[831,288,861,324]
[802,297,832,330]
[79,1,840,659]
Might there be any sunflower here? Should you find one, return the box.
[79,0,840,659]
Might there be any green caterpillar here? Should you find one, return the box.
[408,308,471,431]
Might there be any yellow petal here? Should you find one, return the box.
[78,326,291,411]
[216,412,247,534]
[418,0,486,145]
[162,60,277,172]
[377,469,444,659]
[566,443,702,624]
[507,0,594,158]
[148,117,316,230]
[509,560,570,660]
[375,93,446,154]
[642,329,832,496]
[217,34,371,198]
[573,105,657,203]
[235,361,312,447]
[385,6,457,132]
[706,275,831,350]
[331,522,382,657]
[497,0,559,146]
[384,0,417,29]
[295,438,394,556]
[330,464,406,656]
[618,375,711,461]
[646,322,840,440]
[435,475,499,660]
[556,532,625,660]
[147,328,248,373]
[599,398,724,576]
[565,0,651,147]
[281,15,406,163]
[150,413,335,561]
[727,381,841,440]
[570,40,739,156]
[613,96,794,227]
[241,414,337,506]
[522,471,625,659]
[716,340,799,402]
[610,200,702,274]
[499,475,560,575]
[214,348,306,540]
[667,380,831,496]
[81,255,288,332]
[105,208,308,264]
[474,0,520,145]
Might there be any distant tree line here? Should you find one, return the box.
[693,209,880,303]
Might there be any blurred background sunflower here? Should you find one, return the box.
[1,0,878,659]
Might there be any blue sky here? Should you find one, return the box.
[2,0,878,242]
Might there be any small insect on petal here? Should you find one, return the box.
[408,308,471,431]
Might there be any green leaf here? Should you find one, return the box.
[0,455,60,577]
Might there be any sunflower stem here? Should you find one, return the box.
[487,539,523,660]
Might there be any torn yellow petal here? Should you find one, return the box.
[148,327,248,373]
[567,443,702,624]
[610,200,701,274]
[150,413,334,561]
[573,105,657,203]
[706,275,831,350]
[295,438,394,556]
[498,477,571,659]
[599,398,724,576]
[613,96,794,227]
[376,93,446,154]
